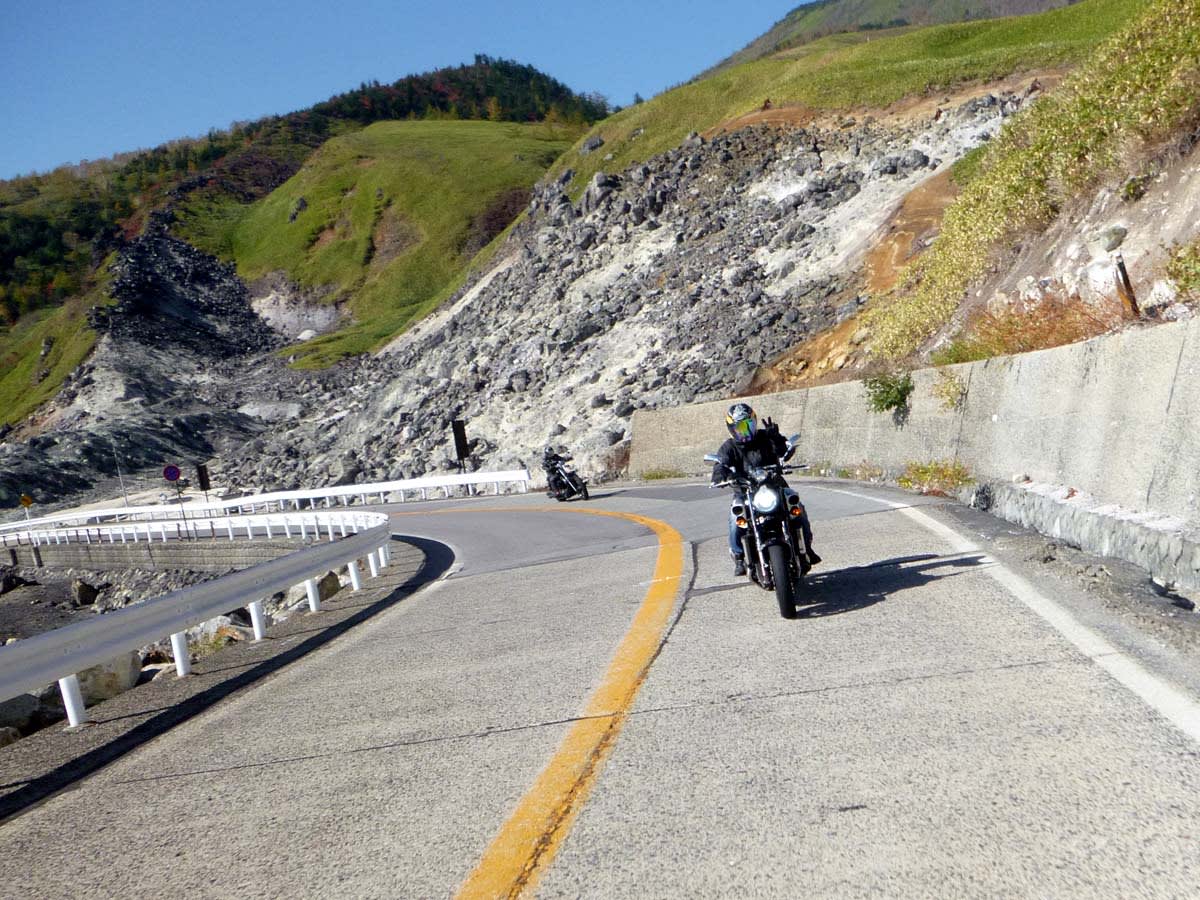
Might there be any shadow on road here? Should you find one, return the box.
[0,536,454,825]
[797,553,988,618]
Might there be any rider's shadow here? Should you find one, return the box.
[797,552,988,619]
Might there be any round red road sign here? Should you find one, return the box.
[163,464,182,482]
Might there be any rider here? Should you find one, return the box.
[542,445,571,497]
[710,403,819,577]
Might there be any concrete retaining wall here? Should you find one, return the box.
[630,317,1200,588]
[5,538,305,572]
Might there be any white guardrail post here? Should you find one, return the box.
[248,601,267,641]
[58,675,87,729]
[0,513,391,727]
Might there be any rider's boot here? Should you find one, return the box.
[732,553,747,577]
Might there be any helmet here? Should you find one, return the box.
[544,446,555,456]
[725,403,757,444]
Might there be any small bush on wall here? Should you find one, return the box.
[863,372,914,414]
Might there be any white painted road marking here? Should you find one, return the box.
[822,486,1200,745]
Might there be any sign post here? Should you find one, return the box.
[452,419,469,473]
[163,464,191,540]
[19,494,32,521]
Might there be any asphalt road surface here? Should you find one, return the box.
[1,482,1198,898]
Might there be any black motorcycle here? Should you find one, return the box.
[706,440,808,619]
[546,457,589,502]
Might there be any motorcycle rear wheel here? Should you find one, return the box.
[767,543,797,619]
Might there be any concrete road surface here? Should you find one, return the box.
[1,482,1198,898]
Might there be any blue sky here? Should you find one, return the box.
[1,0,797,179]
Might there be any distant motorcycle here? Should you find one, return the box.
[706,437,809,619]
[546,457,589,502]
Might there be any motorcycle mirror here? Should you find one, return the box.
[703,454,720,463]
[787,434,800,446]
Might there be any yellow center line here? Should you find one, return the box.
[421,506,686,899]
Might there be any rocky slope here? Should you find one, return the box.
[0,88,1028,507]
[0,212,286,507]
[216,89,1029,488]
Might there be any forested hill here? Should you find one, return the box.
[0,56,607,332]
[704,0,1081,76]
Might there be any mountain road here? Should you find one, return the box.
[1,482,1198,898]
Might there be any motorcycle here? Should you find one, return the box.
[706,436,809,619]
[546,457,589,502]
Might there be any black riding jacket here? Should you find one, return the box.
[711,429,789,491]
[542,452,570,473]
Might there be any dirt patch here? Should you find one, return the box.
[750,313,877,393]
[865,168,958,294]
[461,187,531,257]
[311,214,352,249]
[369,206,421,270]
[866,71,1065,128]
[707,104,817,136]
[751,168,960,392]
[710,72,1064,137]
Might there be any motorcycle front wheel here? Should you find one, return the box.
[767,543,797,619]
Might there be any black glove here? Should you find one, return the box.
[762,416,780,436]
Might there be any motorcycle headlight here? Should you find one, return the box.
[752,485,779,513]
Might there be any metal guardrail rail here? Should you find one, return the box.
[0,469,531,545]
[0,470,529,729]
[0,509,393,729]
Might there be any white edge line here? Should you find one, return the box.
[819,486,1200,745]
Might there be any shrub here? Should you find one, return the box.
[863,372,914,413]
[1166,241,1200,299]
[640,467,687,481]
[932,369,968,410]
[897,460,974,495]
[867,0,1200,359]
[930,295,1117,365]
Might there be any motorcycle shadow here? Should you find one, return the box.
[796,552,988,619]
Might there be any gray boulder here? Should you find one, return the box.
[0,694,39,731]
[78,652,142,704]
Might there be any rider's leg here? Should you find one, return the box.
[799,510,820,565]
[729,509,746,576]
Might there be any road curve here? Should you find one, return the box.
[0,482,1198,898]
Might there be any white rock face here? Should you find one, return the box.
[238,401,304,422]
[251,282,341,338]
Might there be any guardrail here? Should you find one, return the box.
[3,510,380,549]
[0,510,393,729]
[0,469,531,543]
[0,470,528,729]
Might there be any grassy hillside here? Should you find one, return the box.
[0,57,606,423]
[0,260,114,426]
[215,120,575,366]
[707,0,1080,75]
[867,0,1200,359]
[559,0,1143,194]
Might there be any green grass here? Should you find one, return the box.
[1166,241,1200,299]
[556,0,1143,195]
[0,258,116,426]
[896,459,974,494]
[868,0,1200,358]
[707,0,1058,75]
[218,119,574,366]
[639,467,688,480]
